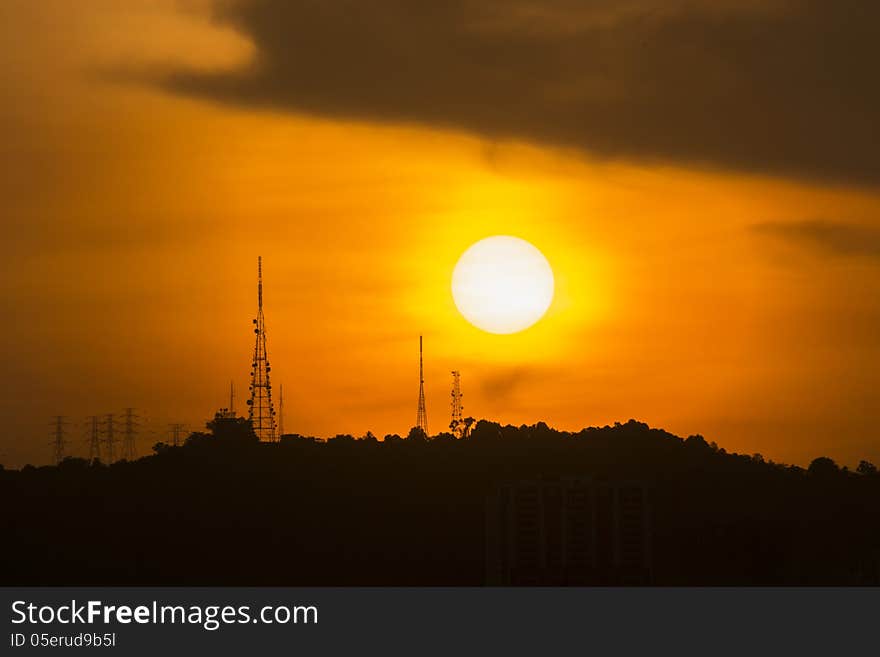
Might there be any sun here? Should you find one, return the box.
[452,235,555,334]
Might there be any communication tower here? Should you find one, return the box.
[247,257,277,441]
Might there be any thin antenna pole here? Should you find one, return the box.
[278,384,285,438]
[416,335,428,435]
[230,381,236,415]
[258,255,263,310]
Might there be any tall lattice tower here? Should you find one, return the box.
[49,415,67,465]
[247,256,277,441]
[450,371,463,437]
[101,413,117,463]
[85,415,100,461]
[121,408,139,461]
[416,335,428,436]
[169,423,186,447]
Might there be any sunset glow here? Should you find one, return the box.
[452,236,555,335]
[1,1,879,469]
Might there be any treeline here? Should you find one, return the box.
[2,416,879,585]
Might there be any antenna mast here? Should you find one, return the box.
[278,384,285,438]
[247,256,277,441]
[450,371,463,437]
[416,335,428,435]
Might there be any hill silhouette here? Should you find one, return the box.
[2,415,880,585]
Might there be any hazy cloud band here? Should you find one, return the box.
[164,0,880,185]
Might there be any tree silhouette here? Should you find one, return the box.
[4,417,880,586]
[808,456,840,477]
[857,460,878,476]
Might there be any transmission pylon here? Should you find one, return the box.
[450,371,464,437]
[416,335,428,436]
[85,415,100,462]
[278,383,285,438]
[169,423,186,447]
[247,256,277,441]
[101,413,118,463]
[49,416,68,465]
[121,408,139,461]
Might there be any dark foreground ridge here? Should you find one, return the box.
[2,417,880,585]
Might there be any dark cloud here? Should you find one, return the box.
[162,0,880,185]
[753,220,880,259]
[479,365,543,403]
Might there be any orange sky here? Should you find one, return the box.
[2,1,879,467]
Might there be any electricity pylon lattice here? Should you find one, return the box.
[101,414,118,463]
[247,256,277,441]
[85,415,100,462]
[49,416,68,465]
[169,423,186,447]
[122,407,139,461]
[416,335,428,436]
[450,371,464,437]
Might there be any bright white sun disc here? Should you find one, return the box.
[452,236,555,334]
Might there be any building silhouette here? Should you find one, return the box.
[485,477,652,585]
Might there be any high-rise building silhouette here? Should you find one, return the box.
[247,256,277,441]
[416,335,428,436]
[485,477,652,585]
[450,370,463,437]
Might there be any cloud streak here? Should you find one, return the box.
[754,220,880,259]
[162,0,880,185]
